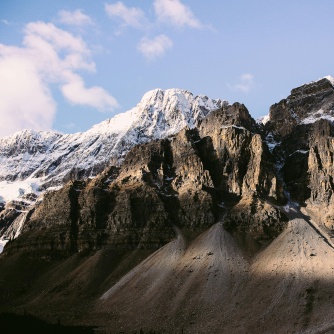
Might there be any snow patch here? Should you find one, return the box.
[13,212,29,239]
[305,75,334,87]
[301,109,334,124]
[218,202,226,209]
[257,114,270,125]
[0,239,9,254]
[265,132,280,152]
[267,142,278,151]
[289,150,309,156]
[0,178,42,203]
[221,125,246,131]
[323,75,334,86]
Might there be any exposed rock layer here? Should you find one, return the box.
[265,77,334,226]
[4,102,287,257]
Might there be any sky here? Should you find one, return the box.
[1,0,334,137]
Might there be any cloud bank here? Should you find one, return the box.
[0,54,56,136]
[153,0,203,29]
[0,21,118,137]
[230,74,255,93]
[57,9,93,27]
[105,0,206,60]
[105,2,147,29]
[137,34,173,60]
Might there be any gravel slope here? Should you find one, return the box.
[97,218,334,333]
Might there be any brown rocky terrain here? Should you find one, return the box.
[3,102,286,257]
[1,77,334,333]
[265,77,334,224]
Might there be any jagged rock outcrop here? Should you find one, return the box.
[3,102,287,256]
[0,89,225,247]
[6,77,334,256]
[267,76,334,138]
[305,120,334,227]
[264,76,334,226]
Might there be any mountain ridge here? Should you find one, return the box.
[1,76,334,333]
[0,88,226,203]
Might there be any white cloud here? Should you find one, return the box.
[1,19,9,25]
[57,9,93,26]
[0,55,56,136]
[0,21,118,137]
[105,2,147,29]
[230,74,255,93]
[154,0,203,29]
[61,76,118,111]
[137,34,173,60]
[24,21,89,55]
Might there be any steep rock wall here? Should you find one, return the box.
[3,103,287,256]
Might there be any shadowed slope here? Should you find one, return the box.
[223,218,334,333]
[95,218,334,334]
[97,222,249,333]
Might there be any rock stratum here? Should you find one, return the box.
[1,77,334,333]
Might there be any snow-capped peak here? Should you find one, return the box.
[304,75,334,88]
[0,129,61,145]
[0,88,226,205]
[323,75,334,86]
[85,88,224,137]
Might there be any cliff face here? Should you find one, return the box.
[267,77,334,138]
[0,89,225,251]
[3,102,287,257]
[264,76,334,226]
[306,121,334,227]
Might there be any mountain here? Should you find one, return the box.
[0,89,225,203]
[0,89,225,246]
[1,77,334,333]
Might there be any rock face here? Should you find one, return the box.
[0,89,225,246]
[267,76,334,138]
[3,102,286,257]
[306,121,334,227]
[263,75,334,225]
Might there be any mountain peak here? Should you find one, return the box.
[87,88,227,143]
[0,128,61,142]
[140,88,193,103]
[0,88,225,205]
[137,88,224,118]
[323,75,334,85]
[263,75,334,135]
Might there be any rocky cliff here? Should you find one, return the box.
[264,76,334,224]
[0,89,225,248]
[3,102,287,258]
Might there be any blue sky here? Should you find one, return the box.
[1,0,334,137]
